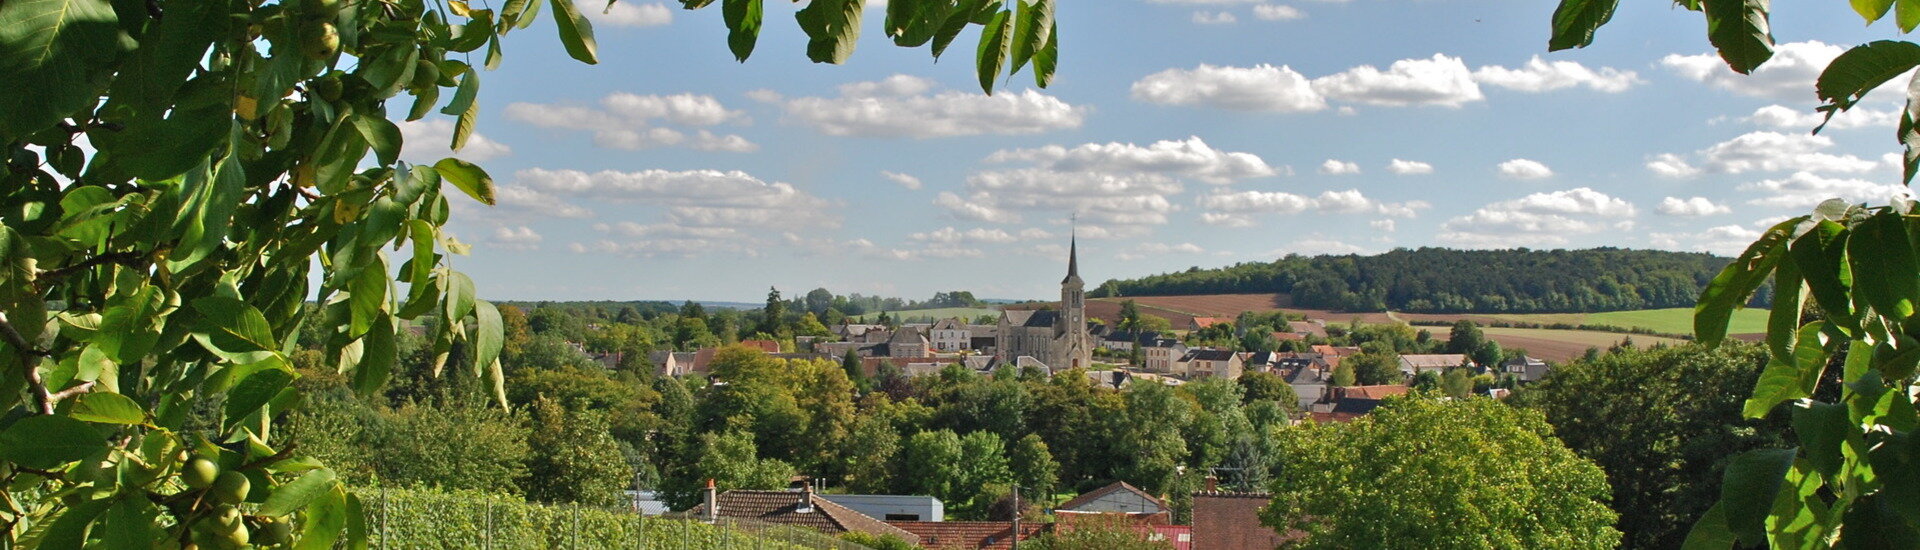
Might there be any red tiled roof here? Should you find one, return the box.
[1192,492,1302,550]
[739,340,781,353]
[690,490,920,544]
[1331,384,1407,400]
[1191,317,1228,329]
[887,521,1046,549]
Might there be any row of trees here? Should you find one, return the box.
[1091,247,1761,313]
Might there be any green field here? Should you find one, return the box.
[1399,307,1769,337]
[1480,327,1692,362]
[852,307,1001,323]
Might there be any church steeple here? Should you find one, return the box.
[1062,230,1082,285]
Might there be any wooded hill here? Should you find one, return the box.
[1090,247,1761,313]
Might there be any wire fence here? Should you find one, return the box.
[355,488,875,550]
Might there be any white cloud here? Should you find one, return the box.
[935,192,1019,223]
[1197,188,1427,226]
[1662,41,1845,101]
[517,168,838,232]
[1496,158,1553,180]
[881,170,923,190]
[983,136,1278,184]
[1738,171,1912,208]
[1319,159,1361,175]
[909,227,1019,244]
[396,119,512,162]
[485,226,544,251]
[1252,4,1304,20]
[1656,196,1731,216]
[584,1,672,27]
[776,75,1086,138]
[1131,64,1328,112]
[1117,242,1207,261]
[491,186,595,220]
[503,93,755,152]
[1694,131,1877,174]
[1310,54,1483,107]
[1386,159,1434,175]
[1650,225,1764,256]
[1146,0,1261,4]
[1645,153,1700,178]
[1439,187,1636,247]
[1192,10,1237,24]
[1746,104,1901,131]
[1470,56,1641,93]
[1267,236,1368,256]
[1370,219,1396,232]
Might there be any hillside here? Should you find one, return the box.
[1090,247,1761,314]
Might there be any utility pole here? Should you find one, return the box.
[1010,484,1021,550]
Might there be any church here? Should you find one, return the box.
[995,236,1094,371]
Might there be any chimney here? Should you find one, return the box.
[704,479,718,523]
[1203,476,1218,492]
[796,482,815,514]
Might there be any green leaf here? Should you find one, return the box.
[473,300,504,378]
[796,0,865,64]
[354,315,395,397]
[69,392,146,425]
[1702,0,1773,75]
[1681,502,1736,550]
[166,152,246,275]
[1790,401,1850,478]
[440,69,480,117]
[104,0,224,116]
[258,468,339,517]
[191,296,280,363]
[1744,321,1829,418]
[1764,253,1805,363]
[1856,0,1897,22]
[225,367,295,426]
[1848,210,1920,320]
[1814,41,1920,128]
[98,497,160,549]
[1720,447,1797,546]
[886,0,943,47]
[36,497,113,550]
[550,0,599,64]
[434,158,496,205]
[975,9,1012,93]
[0,0,134,139]
[1008,0,1051,76]
[723,0,763,62]
[0,415,105,469]
[1789,220,1854,327]
[353,115,404,167]
[1697,217,1798,344]
[932,0,984,60]
[294,486,350,550]
[444,270,477,323]
[1032,21,1057,87]
[452,95,479,153]
[348,258,388,338]
[1902,0,1920,32]
[1548,0,1619,51]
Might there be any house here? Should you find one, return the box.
[1176,348,1244,379]
[1087,369,1131,390]
[888,521,1046,550]
[1504,355,1550,382]
[818,494,944,522]
[1192,491,1298,550]
[1054,481,1172,524]
[1099,331,1163,352]
[1398,354,1474,376]
[1272,331,1309,342]
[1311,384,1409,421]
[1190,317,1229,330]
[690,485,921,544]
[1310,345,1360,357]
[1276,357,1332,411]
[647,349,717,377]
[1141,340,1189,373]
[887,327,932,358]
[738,339,780,353]
[929,318,970,352]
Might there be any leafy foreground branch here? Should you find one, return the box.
[0,0,1060,546]
[1553,0,1920,546]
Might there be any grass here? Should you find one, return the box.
[1584,307,1768,335]
[851,307,1000,323]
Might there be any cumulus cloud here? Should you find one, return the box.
[1746,104,1901,131]
[942,137,1278,229]
[489,186,596,220]
[774,75,1086,138]
[1439,187,1637,247]
[1738,172,1912,208]
[1132,64,1327,112]
[1662,41,1847,101]
[881,171,923,190]
[397,119,513,162]
[519,168,838,237]
[934,191,1019,223]
[1496,158,1553,180]
[1192,10,1237,23]
[1197,189,1428,226]
[1116,242,1207,261]
[485,226,544,251]
[1320,159,1361,175]
[1310,54,1483,107]
[1692,131,1877,174]
[909,227,1019,244]
[1252,4,1304,20]
[1386,159,1433,175]
[1656,196,1731,216]
[504,93,755,152]
[1370,219,1396,232]
[1650,225,1764,256]
[983,136,1279,184]
[1645,153,1700,178]
[1267,236,1368,256]
[1470,56,1641,93]
[584,1,672,27]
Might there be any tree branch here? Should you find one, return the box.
[36,251,144,288]
[236,442,298,472]
[47,381,95,405]
[0,316,53,414]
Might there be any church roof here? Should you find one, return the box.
[1021,310,1060,328]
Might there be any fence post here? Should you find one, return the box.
[484,499,492,550]
[571,504,580,550]
[378,487,387,549]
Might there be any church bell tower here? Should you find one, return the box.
[1058,233,1090,369]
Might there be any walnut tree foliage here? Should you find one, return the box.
[0,0,1058,545]
[1554,0,1920,546]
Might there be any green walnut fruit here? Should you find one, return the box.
[257,519,292,545]
[301,22,340,60]
[314,75,343,102]
[311,0,341,17]
[410,59,440,92]
[182,458,219,490]
[213,506,244,530]
[210,471,251,505]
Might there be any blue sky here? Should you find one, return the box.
[406,0,1918,302]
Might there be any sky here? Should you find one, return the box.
[403,0,1920,302]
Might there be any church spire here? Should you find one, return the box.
[1062,228,1082,285]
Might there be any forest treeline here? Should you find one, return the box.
[1090,247,1766,313]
